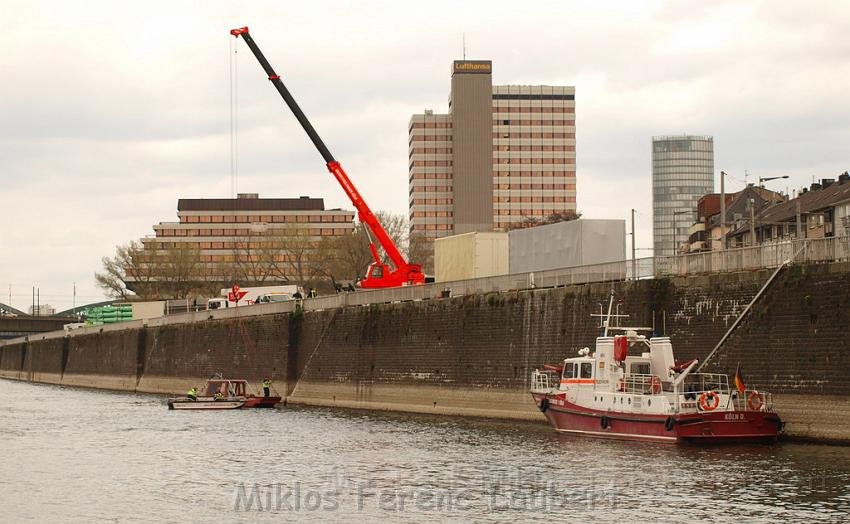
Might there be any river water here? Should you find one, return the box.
[1,379,849,522]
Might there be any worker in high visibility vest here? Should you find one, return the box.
[262,378,272,397]
[187,387,197,401]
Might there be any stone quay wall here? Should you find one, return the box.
[3,262,850,443]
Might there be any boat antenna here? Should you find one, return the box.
[603,291,614,337]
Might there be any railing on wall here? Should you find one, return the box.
[3,237,848,347]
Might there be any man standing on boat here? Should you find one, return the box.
[187,387,197,401]
[262,378,272,397]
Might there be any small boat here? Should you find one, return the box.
[167,378,281,410]
[530,298,783,444]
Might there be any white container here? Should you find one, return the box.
[509,219,626,273]
[434,232,509,282]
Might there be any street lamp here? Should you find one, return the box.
[672,210,691,256]
[759,175,789,187]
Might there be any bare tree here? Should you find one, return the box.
[506,210,582,231]
[232,227,284,286]
[230,225,323,286]
[158,243,204,299]
[313,211,414,286]
[95,240,161,300]
[407,231,434,275]
[276,225,317,285]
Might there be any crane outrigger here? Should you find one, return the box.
[230,27,425,289]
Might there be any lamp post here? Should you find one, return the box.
[759,175,789,187]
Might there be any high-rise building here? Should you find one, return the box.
[409,60,576,243]
[652,135,714,256]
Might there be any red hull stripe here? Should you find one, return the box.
[546,404,669,424]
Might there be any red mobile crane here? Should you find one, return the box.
[230,27,425,289]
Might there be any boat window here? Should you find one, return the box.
[563,363,576,379]
[630,362,651,375]
[580,362,593,379]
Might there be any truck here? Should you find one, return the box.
[207,285,304,309]
[230,27,425,289]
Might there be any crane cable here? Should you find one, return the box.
[229,36,239,197]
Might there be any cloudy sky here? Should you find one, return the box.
[2,0,848,312]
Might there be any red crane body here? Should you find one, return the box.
[231,27,424,288]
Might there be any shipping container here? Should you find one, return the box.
[434,232,509,282]
[509,219,626,274]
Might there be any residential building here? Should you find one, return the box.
[687,186,784,252]
[409,60,576,243]
[652,135,714,256]
[728,173,850,246]
[127,193,354,292]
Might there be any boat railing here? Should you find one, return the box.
[531,369,558,393]
[678,373,730,395]
[618,373,664,395]
[730,389,774,412]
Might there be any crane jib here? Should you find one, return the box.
[230,26,425,288]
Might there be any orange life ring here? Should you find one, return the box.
[747,391,764,411]
[698,391,720,411]
[649,376,662,395]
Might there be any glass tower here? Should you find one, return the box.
[652,136,714,256]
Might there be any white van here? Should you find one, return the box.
[255,293,295,304]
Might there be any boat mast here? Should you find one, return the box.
[603,292,614,337]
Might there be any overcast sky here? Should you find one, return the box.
[1,0,848,312]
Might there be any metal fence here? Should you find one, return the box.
[302,236,850,311]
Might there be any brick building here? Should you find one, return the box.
[126,193,354,292]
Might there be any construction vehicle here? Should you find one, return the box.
[230,27,425,289]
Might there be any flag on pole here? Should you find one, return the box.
[734,363,746,394]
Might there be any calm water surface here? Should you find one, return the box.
[1,379,849,522]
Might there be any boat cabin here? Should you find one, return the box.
[203,379,249,398]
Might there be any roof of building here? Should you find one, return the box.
[178,195,327,212]
[727,175,850,236]
[704,186,784,227]
[755,177,850,224]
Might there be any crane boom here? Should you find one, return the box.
[230,27,424,288]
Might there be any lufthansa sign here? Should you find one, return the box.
[452,60,492,74]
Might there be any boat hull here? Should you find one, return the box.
[167,395,281,410]
[243,396,282,408]
[168,398,245,410]
[533,394,782,444]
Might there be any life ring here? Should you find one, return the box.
[664,416,676,432]
[747,391,764,411]
[538,398,550,413]
[649,376,662,395]
[600,416,610,429]
[698,391,720,411]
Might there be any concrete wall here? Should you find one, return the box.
[3,263,850,443]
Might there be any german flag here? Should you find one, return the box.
[734,363,746,394]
